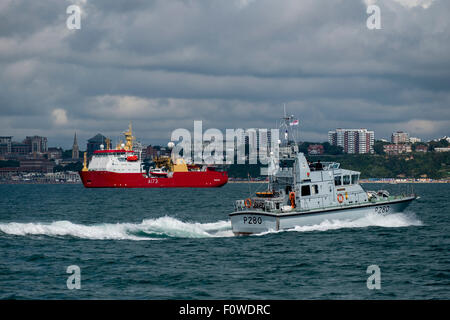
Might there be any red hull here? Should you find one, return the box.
[79,169,228,188]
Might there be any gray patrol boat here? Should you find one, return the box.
[229,114,417,235]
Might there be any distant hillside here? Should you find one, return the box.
[227,152,450,179]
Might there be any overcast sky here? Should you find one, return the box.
[1,0,449,149]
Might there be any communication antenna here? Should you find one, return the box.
[279,104,299,146]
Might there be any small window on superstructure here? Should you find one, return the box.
[343,175,350,185]
[301,185,311,196]
[311,185,319,195]
[351,174,359,184]
[334,175,341,186]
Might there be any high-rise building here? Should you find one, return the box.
[409,137,421,144]
[391,131,410,144]
[328,128,374,154]
[144,145,158,160]
[257,129,272,152]
[0,136,31,157]
[87,133,108,157]
[0,136,12,155]
[47,147,63,160]
[72,132,79,160]
[24,136,48,154]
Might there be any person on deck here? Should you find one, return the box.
[315,160,323,171]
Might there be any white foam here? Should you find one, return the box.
[0,212,422,240]
[0,216,233,240]
[256,211,423,236]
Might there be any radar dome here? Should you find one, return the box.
[167,142,175,149]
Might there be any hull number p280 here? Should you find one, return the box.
[243,216,262,224]
[374,205,390,214]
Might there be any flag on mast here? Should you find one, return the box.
[290,120,299,126]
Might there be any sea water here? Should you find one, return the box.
[0,183,448,299]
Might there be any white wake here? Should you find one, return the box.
[256,211,423,236]
[0,212,422,240]
[0,216,233,240]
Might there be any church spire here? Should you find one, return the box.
[72,132,79,160]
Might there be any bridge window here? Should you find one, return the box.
[301,185,311,196]
[334,176,341,186]
[311,184,319,195]
[343,175,350,185]
[351,174,359,184]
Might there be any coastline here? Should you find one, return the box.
[1,179,449,185]
[229,179,450,184]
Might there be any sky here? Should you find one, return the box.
[0,0,449,149]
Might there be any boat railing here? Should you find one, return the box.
[321,162,340,170]
[235,198,283,212]
[276,167,293,177]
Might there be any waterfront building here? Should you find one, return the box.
[308,144,324,155]
[392,131,410,144]
[144,145,158,160]
[87,133,108,157]
[11,143,30,155]
[0,136,12,154]
[19,159,55,173]
[384,143,412,155]
[47,147,63,160]
[328,128,374,154]
[24,136,48,154]
[415,145,428,153]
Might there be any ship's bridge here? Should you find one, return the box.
[331,168,361,187]
[305,161,360,186]
[88,149,142,173]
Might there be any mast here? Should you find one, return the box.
[279,104,299,156]
[123,122,135,151]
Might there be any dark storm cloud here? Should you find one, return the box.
[0,0,449,148]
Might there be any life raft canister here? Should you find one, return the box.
[127,155,138,161]
[337,193,344,203]
[245,198,252,208]
[289,191,296,208]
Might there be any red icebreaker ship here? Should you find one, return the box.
[79,125,228,188]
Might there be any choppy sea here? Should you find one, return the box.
[0,183,448,299]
